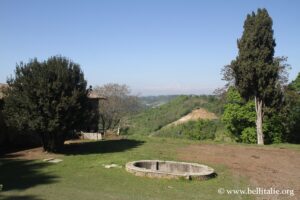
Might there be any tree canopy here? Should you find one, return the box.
[225,8,284,144]
[289,72,300,92]
[221,87,256,142]
[4,56,89,152]
[231,9,279,102]
[93,83,141,134]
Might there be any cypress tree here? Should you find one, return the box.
[230,8,281,145]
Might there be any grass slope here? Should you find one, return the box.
[156,119,221,140]
[0,136,253,200]
[126,95,223,135]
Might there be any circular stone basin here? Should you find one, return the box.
[126,160,215,180]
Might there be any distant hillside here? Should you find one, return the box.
[155,108,220,140]
[139,95,178,108]
[124,95,223,135]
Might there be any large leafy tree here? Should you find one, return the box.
[222,87,256,142]
[285,73,300,143]
[4,56,89,152]
[228,8,283,145]
[222,87,287,144]
[93,83,141,135]
[289,72,300,92]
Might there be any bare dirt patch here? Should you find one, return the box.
[177,144,300,199]
[167,108,218,127]
[1,147,58,160]
[1,136,124,160]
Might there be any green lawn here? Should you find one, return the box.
[0,136,254,200]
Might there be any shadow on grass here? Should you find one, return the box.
[61,139,145,155]
[0,158,58,192]
[0,195,44,200]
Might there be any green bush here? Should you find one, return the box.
[222,87,288,144]
[156,120,219,140]
[214,130,237,143]
[222,87,256,141]
[263,115,285,144]
[241,127,257,144]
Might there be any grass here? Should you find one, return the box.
[0,136,255,200]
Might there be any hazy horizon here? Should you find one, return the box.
[1,0,299,96]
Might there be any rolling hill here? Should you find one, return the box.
[125,95,223,136]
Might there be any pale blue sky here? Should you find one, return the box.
[0,0,299,95]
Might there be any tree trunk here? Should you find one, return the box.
[99,115,106,136]
[255,97,264,145]
[40,132,65,152]
[117,125,120,136]
[40,132,48,151]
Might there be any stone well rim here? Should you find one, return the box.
[125,160,215,178]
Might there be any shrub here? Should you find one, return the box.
[156,120,218,140]
[241,127,257,144]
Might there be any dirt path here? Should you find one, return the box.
[177,144,300,199]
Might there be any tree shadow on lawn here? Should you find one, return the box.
[0,195,45,200]
[61,138,145,155]
[0,158,58,192]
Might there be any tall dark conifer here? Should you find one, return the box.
[230,8,281,145]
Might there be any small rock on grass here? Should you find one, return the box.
[102,164,122,169]
[43,158,63,163]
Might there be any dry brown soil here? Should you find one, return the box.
[167,108,218,127]
[177,143,300,199]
